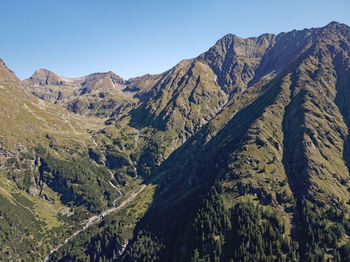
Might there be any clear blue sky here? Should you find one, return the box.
[1,0,349,80]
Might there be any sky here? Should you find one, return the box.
[1,0,350,80]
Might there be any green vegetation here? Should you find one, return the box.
[188,188,298,262]
[51,184,156,261]
[2,22,350,262]
[35,145,118,213]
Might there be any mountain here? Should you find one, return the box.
[0,59,20,85]
[23,69,137,117]
[1,21,350,261]
[0,60,139,260]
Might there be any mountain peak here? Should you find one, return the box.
[33,68,51,74]
[323,21,350,32]
[29,68,65,86]
[220,33,240,40]
[31,68,59,78]
[83,71,125,85]
[0,58,20,84]
[326,21,345,27]
[106,71,124,82]
[214,33,242,48]
[319,21,350,40]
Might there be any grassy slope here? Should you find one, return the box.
[0,71,143,260]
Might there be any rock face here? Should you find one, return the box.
[23,69,135,116]
[0,58,21,85]
[124,25,322,144]
[28,68,66,86]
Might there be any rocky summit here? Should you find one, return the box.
[1,21,350,261]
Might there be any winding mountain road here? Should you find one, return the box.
[43,184,146,262]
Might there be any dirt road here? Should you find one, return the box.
[43,185,146,262]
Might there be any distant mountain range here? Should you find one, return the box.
[1,21,350,261]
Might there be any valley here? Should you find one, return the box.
[1,21,350,261]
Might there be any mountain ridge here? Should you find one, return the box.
[2,21,350,261]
